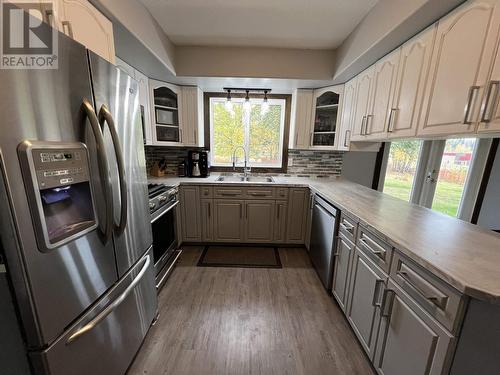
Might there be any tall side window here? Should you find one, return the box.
[431,138,477,217]
[209,97,286,168]
[382,140,423,202]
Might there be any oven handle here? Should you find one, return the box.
[98,105,127,235]
[151,200,179,224]
[81,98,112,243]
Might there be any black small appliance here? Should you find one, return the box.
[187,150,209,177]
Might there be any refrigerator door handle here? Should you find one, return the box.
[98,104,128,235]
[81,98,113,243]
[66,254,151,344]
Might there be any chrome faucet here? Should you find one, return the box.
[232,146,251,178]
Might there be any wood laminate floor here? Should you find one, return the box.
[128,246,374,375]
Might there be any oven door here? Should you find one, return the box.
[151,201,178,279]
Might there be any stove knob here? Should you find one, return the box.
[159,195,167,203]
[149,202,156,210]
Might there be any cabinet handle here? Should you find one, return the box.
[340,220,354,234]
[359,235,386,260]
[208,202,211,218]
[179,128,183,143]
[344,130,351,147]
[194,128,197,144]
[61,20,74,38]
[333,239,341,257]
[365,114,373,135]
[397,268,448,309]
[240,204,242,219]
[480,80,500,123]
[372,279,385,308]
[463,86,480,125]
[310,131,314,146]
[380,289,395,317]
[387,108,397,132]
[44,9,53,27]
[277,205,280,220]
[360,116,367,135]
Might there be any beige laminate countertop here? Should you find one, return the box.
[149,174,500,304]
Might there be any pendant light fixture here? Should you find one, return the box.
[224,89,233,111]
[243,90,251,112]
[261,90,270,115]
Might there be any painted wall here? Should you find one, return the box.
[478,147,500,231]
[175,46,336,80]
[341,151,379,188]
[90,0,176,76]
[333,0,465,83]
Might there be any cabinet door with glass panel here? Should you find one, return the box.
[310,85,344,149]
[149,79,182,145]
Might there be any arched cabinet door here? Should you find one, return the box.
[388,24,437,139]
[58,0,116,64]
[418,0,499,137]
[310,85,344,149]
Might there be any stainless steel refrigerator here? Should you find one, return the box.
[0,29,157,375]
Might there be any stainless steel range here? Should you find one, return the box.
[148,183,182,290]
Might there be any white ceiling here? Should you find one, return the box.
[139,0,378,49]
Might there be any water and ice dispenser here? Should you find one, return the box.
[18,141,98,251]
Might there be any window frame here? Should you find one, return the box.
[203,92,291,173]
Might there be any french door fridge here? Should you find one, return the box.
[0,29,157,375]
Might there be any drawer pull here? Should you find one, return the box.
[220,192,240,196]
[397,267,448,309]
[340,221,354,234]
[249,192,269,196]
[359,235,386,260]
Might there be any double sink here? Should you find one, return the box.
[216,175,275,183]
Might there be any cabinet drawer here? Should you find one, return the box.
[276,188,289,200]
[214,187,245,199]
[391,251,465,334]
[356,225,393,274]
[245,187,275,199]
[200,186,213,198]
[339,212,357,242]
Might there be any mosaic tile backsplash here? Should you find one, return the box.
[145,147,344,177]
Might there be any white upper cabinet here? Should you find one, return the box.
[351,66,375,141]
[388,25,437,139]
[477,3,500,133]
[418,0,499,137]
[364,49,401,141]
[338,77,357,150]
[310,85,344,149]
[57,0,115,63]
[289,89,314,149]
[149,80,182,146]
[149,79,204,147]
[180,86,204,147]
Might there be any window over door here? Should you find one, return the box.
[209,97,286,168]
[383,140,423,202]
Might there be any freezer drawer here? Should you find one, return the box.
[30,249,157,375]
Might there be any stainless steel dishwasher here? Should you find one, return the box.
[309,194,339,290]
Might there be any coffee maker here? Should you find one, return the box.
[187,150,209,177]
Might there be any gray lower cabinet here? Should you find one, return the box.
[286,188,310,243]
[214,199,244,242]
[245,200,275,242]
[373,279,454,375]
[346,246,387,360]
[274,201,288,242]
[180,186,201,241]
[332,232,355,312]
[201,199,214,241]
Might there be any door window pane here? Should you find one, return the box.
[432,138,477,217]
[383,140,422,201]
